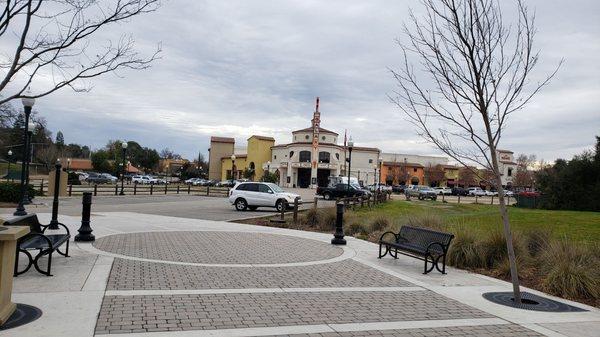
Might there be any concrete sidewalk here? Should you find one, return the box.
[1,212,598,337]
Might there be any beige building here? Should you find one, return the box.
[208,137,234,180]
[497,149,517,187]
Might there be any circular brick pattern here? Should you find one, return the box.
[93,231,344,264]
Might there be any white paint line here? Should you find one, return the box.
[101,324,334,337]
[518,323,569,337]
[78,240,356,268]
[104,286,425,297]
[329,318,509,332]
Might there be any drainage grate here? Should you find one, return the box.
[483,291,587,312]
[0,304,42,331]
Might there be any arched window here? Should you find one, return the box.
[299,151,311,162]
[318,151,330,163]
[335,153,340,160]
[289,151,294,158]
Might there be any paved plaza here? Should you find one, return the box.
[1,210,599,337]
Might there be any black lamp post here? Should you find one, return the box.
[378,156,383,192]
[120,141,127,195]
[67,158,71,171]
[14,94,35,216]
[23,121,35,205]
[346,137,353,192]
[373,163,377,187]
[6,150,12,182]
[231,154,236,180]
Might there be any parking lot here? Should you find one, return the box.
[13,188,334,222]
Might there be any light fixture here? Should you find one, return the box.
[231,154,236,161]
[21,91,35,108]
[8,150,12,156]
[27,121,36,132]
[347,136,354,148]
[121,141,128,149]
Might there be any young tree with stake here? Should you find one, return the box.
[391,0,561,303]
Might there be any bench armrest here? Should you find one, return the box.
[42,222,71,236]
[378,231,399,243]
[426,241,447,255]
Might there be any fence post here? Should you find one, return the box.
[279,200,285,222]
[458,195,461,204]
[134,183,137,195]
[293,197,299,224]
[442,193,445,202]
[188,184,191,194]
[360,197,364,208]
[114,184,118,195]
[206,186,210,196]
[313,196,318,210]
[177,185,180,194]
[507,195,510,205]
[475,195,478,204]
[68,184,72,197]
[39,179,44,195]
[93,184,97,196]
[164,183,168,195]
[150,184,153,195]
[491,195,494,204]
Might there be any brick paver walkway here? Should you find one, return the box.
[95,291,492,334]
[107,258,413,290]
[94,231,343,264]
[276,324,543,336]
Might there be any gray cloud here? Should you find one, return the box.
[28,0,599,162]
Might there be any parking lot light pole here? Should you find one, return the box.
[14,94,35,216]
[120,142,127,195]
[230,154,236,180]
[346,137,353,192]
[6,150,12,181]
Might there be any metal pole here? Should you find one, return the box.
[331,203,346,245]
[14,106,31,216]
[347,147,352,193]
[120,148,126,195]
[48,161,62,230]
[293,197,299,224]
[23,133,32,205]
[75,192,95,241]
[6,157,11,182]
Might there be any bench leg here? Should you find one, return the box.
[423,255,436,274]
[57,240,70,257]
[378,244,390,259]
[33,250,53,276]
[434,254,447,274]
[14,249,34,276]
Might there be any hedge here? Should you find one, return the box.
[0,182,37,203]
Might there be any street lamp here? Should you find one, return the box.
[373,163,377,187]
[378,156,383,192]
[6,150,12,182]
[67,158,71,171]
[346,137,354,192]
[14,93,35,216]
[120,142,127,195]
[230,154,236,180]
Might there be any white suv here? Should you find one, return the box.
[229,182,302,212]
[132,175,158,184]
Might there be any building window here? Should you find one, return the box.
[335,153,340,160]
[299,151,311,162]
[321,136,326,141]
[274,155,277,159]
[289,151,294,158]
[369,159,373,164]
[305,135,310,140]
[318,152,330,163]
[508,168,513,177]
[413,168,417,172]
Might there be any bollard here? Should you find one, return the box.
[331,203,346,245]
[293,197,300,224]
[93,184,98,196]
[75,192,95,242]
[177,185,180,194]
[48,161,62,230]
[68,184,72,196]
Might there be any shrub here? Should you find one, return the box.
[477,230,527,269]
[405,213,444,231]
[370,216,390,232]
[319,208,337,231]
[301,208,321,228]
[539,240,600,301]
[346,222,369,236]
[0,182,36,203]
[447,227,481,269]
[494,255,535,280]
[522,229,552,257]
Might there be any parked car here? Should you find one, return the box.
[75,171,89,181]
[405,185,437,200]
[433,187,452,195]
[100,173,118,183]
[185,178,199,185]
[217,179,237,188]
[316,183,372,200]
[451,187,469,196]
[229,182,302,212]
[392,184,406,193]
[132,175,159,184]
[85,172,111,184]
[504,190,514,197]
[366,184,392,193]
[468,187,484,196]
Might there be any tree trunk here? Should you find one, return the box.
[490,148,522,304]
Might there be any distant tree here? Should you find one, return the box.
[160,148,181,160]
[261,171,279,183]
[36,144,59,170]
[91,150,111,173]
[425,164,446,186]
[458,167,477,187]
[0,103,17,128]
[0,0,161,106]
[55,131,65,148]
[513,154,537,188]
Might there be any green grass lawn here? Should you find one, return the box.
[350,200,600,244]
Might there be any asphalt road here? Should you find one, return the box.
[2,189,335,221]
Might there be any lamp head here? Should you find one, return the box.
[347,136,354,148]
[8,149,12,156]
[28,121,36,132]
[21,91,35,108]
[230,154,236,161]
[121,141,128,149]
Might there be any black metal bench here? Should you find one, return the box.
[378,226,454,274]
[2,214,70,276]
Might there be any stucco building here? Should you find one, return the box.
[207,137,234,180]
[497,149,517,187]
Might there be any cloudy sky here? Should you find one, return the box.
[22,0,600,162]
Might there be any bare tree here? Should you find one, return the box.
[390,0,561,303]
[513,153,536,188]
[0,0,161,105]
